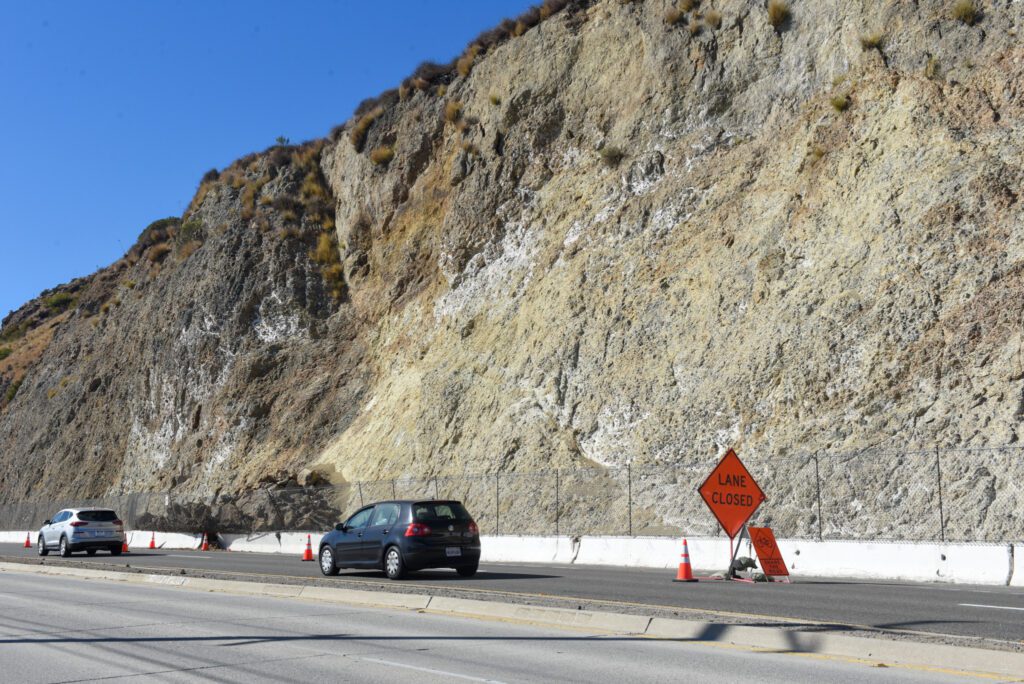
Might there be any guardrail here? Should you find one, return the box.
[1,445,1021,542]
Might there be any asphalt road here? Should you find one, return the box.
[0,571,989,683]
[2,543,1022,644]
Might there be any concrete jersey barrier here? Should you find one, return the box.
[2,529,1017,585]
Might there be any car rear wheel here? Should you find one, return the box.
[384,546,406,580]
[456,563,478,577]
[319,546,339,576]
[110,546,122,556]
[37,535,48,556]
[59,536,71,558]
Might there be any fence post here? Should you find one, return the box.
[813,455,823,541]
[357,482,364,507]
[391,479,397,499]
[495,473,500,536]
[935,446,946,542]
[555,469,560,537]
[627,464,633,537]
[433,477,439,499]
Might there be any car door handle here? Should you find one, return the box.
[357,533,363,538]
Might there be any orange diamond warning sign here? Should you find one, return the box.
[748,526,789,577]
[698,448,765,539]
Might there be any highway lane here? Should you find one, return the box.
[0,571,989,683]
[2,543,1022,643]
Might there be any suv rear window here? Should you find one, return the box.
[413,502,471,522]
[77,510,119,522]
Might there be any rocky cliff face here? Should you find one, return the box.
[2,0,1023,535]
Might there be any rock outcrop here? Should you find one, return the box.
[2,0,1022,537]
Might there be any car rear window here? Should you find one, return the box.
[77,510,119,522]
[413,502,471,522]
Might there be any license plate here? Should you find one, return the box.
[95,530,111,537]
[445,547,462,557]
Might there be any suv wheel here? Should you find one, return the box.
[110,546,122,556]
[319,546,339,576]
[384,546,406,580]
[59,536,71,558]
[37,535,48,557]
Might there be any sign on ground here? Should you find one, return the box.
[748,526,790,577]
[697,448,765,539]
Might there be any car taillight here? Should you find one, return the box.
[113,519,123,527]
[467,521,479,536]
[404,523,431,537]
[69,521,88,527]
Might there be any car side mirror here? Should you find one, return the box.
[335,523,347,532]
[42,520,50,526]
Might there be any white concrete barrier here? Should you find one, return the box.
[479,536,567,564]
[220,532,325,556]
[2,527,1014,585]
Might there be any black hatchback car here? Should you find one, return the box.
[318,500,481,580]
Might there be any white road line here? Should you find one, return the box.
[357,656,508,683]
[959,603,1024,612]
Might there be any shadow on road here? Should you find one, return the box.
[338,570,559,581]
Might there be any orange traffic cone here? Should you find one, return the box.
[23,532,31,548]
[149,531,156,549]
[121,536,130,553]
[673,537,697,582]
[301,534,314,561]
[200,533,209,551]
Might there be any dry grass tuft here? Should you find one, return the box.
[859,31,884,49]
[951,0,978,25]
[704,9,722,28]
[665,7,685,25]
[349,106,384,151]
[767,0,789,29]
[830,94,850,112]
[489,93,502,106]
[600,146,624,167]
[925,56,940,80]
[688,18,702,35]
[369,146,395,165]
[147,243,172,263]
[456,45,481,77]
[445,100,463,123]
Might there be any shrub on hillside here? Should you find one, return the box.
[831,94,850,112]
[147,243,172,263]
[951,0,978,25]
[445,100,464,123]
[600,146,624,167]
[370,146,395,165]
[350,106,384,151]
[44,293,76,313]
[767,0,789,29]
[860,31,884,49]
[0,348,11,362]
[704,9,722,28]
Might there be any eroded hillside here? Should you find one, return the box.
[1,0,1022,535]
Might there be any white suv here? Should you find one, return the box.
[38,508,125,557]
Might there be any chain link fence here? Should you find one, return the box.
[1,446,1022,542]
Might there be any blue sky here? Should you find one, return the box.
[0,0,533,320]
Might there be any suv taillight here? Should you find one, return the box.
[113,519,123,527]
[404,523,431,537]
[467,521,479,537]
[69,521,88,527]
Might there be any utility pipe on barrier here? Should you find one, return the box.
[813,455,823,541]
[935,445,946,542]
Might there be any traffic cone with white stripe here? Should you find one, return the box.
[673,537,697,582]
[23,532,31,548]
[200,532,209,551]
[149,531,156,549]
[301,534,314,561]
[121,535,130,553]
